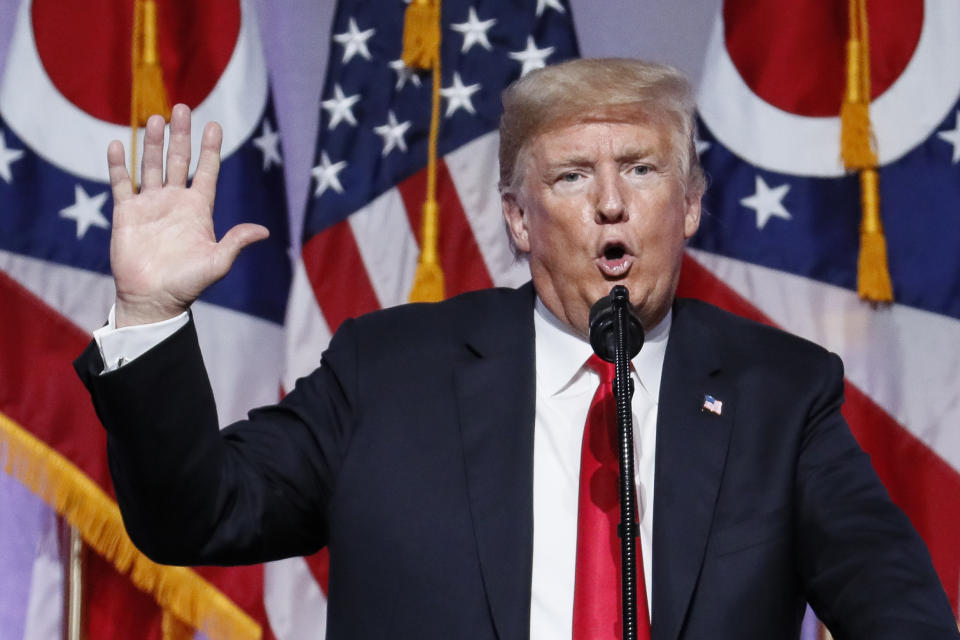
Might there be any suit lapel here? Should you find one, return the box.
[651,300,735,640]
[455,284,537,640]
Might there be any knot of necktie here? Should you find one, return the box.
[586,353,616,385]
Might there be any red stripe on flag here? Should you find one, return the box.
[302,221,382,334]
[679,254,960,614]
[844,383,960,615]
[85,548,164,640]
[197,565,276,640]
[397,159,495,297]
[0,269,111,491]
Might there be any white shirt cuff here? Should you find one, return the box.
[93,306,189,372]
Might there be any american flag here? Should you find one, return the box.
[278,0,580,631]
[284,0,579,384]
[701,395,722,416]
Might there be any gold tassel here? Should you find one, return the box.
[407,0,446,303]
[130,0,172,189]
[842,0,893,302]
[409,199,445,302]
[402,0,440,70]
[856,169,893,301]
[0,411,261,640]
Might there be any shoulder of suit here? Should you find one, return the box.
[341,284,534,345]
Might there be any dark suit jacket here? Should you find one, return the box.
[75,284,958,639]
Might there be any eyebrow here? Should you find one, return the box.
[545,145,659,168]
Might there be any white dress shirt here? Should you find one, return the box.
[529,298,669,639]
[94,296,671,638]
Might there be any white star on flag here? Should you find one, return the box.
[252,119,283,170]
[333,17,375,63]
[441,72,481,117]
[59,185,109,239]
[373,110,412,156]
[740,175,792,230]
[695,137,711,156]
[322,84,361,130]
[0,131,25,184]
[311,151,347,197]
[388,59,422,90]
[936,111,960,163]
[450,8,496,53]
[509,36,555,77]
[536,0,566,17]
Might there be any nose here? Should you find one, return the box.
[593,168,627,223]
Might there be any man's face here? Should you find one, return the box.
[502,116,701,337]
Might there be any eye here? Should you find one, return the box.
[630,165,650,176]
[561,172,581,183]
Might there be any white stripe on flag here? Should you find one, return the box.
[445,132,531,288]
[348,187,419,309]
[21,507,63,640]
[263,557,327,640]
[192,300,286,425]
[0,249,115,334]
[283,258,333,388]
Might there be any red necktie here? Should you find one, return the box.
[572,355,651,640]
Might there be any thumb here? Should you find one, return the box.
[213,223,271,276]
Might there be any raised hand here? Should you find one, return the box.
[108,104,269,327]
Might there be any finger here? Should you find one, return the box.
[165,104,192,188]
[191,121,223,204]
[140,114,167,192]
[212,223,270,278]
[107,140,134,204]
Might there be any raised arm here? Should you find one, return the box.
[108,103,269,327]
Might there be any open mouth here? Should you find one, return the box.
[596,241,632,277]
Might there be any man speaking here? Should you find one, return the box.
[75,59,959,639]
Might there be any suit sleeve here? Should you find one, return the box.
[795,352,959,638]
[74,315,359,566]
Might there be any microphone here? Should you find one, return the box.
[588,285,645,640]
[588,285,644,363]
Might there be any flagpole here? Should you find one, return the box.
[66,524,84,640]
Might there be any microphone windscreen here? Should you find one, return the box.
[589,285,644,362]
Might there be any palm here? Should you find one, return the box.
[107,105,268,326]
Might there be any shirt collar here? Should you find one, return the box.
[533,296,671,400]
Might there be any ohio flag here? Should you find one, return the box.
[684,0,960,632]
[0,0,288,638]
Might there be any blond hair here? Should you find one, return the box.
[498,58,705,197]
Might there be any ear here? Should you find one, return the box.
[683,192,702,240]
[501,191,531,253]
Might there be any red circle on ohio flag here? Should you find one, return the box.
[724,0,922,117]
[32,0,240,125]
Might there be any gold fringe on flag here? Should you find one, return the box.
[162,610,195,640]
[0,410,261,640]
[404,0,446,303]
[841,0,893,303]
[130,0,172,189]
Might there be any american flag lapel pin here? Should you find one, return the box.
[702,394,723,416]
